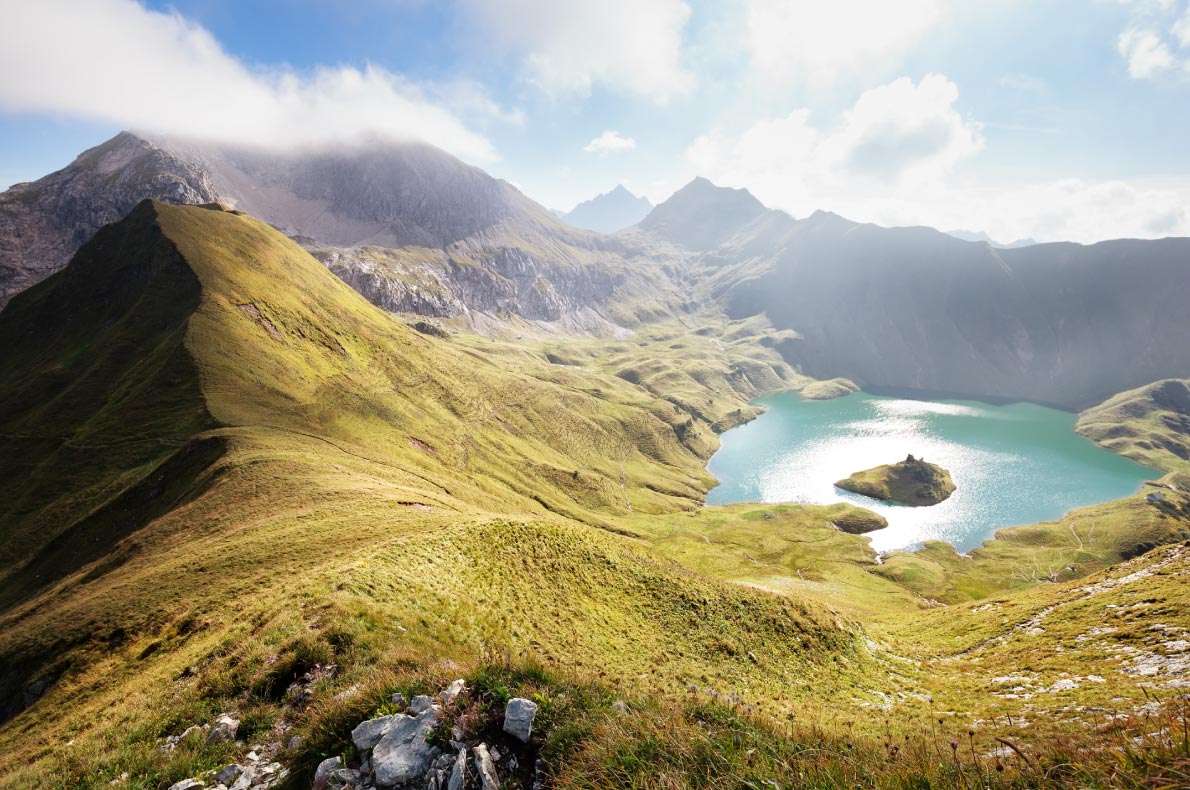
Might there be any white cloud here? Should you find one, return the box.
[744,0,942,86]
[0,0,500,162]
[685,73,1190,243]
[1118,28,1178,77]
[688,74,982,197]
[1174,8,1190,45]
[456,0,694,102]
[1115,1,1190,79]
[583,130,637,155]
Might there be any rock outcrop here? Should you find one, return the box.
[821,502,889,534]
[501,698,537,743]
[324,680,544,789]
[160,714,287,789]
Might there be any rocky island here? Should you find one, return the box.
[836,454,956,506]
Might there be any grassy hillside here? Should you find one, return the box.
[1,202,1188,788]
[0,202,884,786]
[1078,378,1190,472]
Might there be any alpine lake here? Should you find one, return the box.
[707,390,1156,553]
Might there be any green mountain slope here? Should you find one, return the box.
[1078,379,1190,472]
[0,202,880,784]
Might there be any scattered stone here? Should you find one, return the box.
[312,757,341,790]
[408,695,435,714]
[333,684,360,701]
[448,747,467,790]
[214,764,244,785]
[167,781,204,790]
[473,744,500,790]
[352,714,398,751]
[329,767,360,788]
[503,697,538,742]
[286,736,304,750]
[390,692,406,706]
[229,767,256,790]
[206,714,239,745]
[372,708,441,787]
[440,679,466,705]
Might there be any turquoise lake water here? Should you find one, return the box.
[706,391,1156,552]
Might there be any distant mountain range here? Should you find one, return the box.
[559,184,652,233]
[629,179,1190,408]
[2,131,1189,408]
[945,229,1039,248]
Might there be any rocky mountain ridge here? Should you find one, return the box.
[0,133,665,333]
[0,133,219,305]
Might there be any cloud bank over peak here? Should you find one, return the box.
[0,0,501,162]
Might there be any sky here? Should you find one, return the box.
[1,0,1190,243]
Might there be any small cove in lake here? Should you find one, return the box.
[706,390,1156,552]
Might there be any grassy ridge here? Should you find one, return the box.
[0,202,214,586]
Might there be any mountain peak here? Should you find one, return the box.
[638,177,768,250]
[561,184,652,233]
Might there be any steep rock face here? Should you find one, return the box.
[0,133,219,306]
[317,241,625,322]
[0,133,656,330]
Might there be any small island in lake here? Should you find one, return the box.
[835,454,956,506]
[799,377,860,400]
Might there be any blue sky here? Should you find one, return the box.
[2,0,1190,242]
